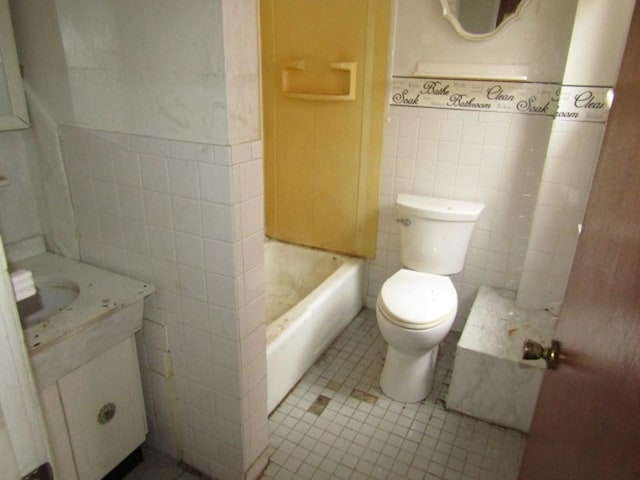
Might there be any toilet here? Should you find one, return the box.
[376,194,485,403]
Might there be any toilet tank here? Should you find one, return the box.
[396,194,485,274]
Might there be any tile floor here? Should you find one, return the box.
[125,308,526,480]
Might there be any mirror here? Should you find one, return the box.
[0,0,29,130]
[439,0,529,40]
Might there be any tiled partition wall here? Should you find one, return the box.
[516,120,605,310]
[59,126,268,479]
[367,105,553,329]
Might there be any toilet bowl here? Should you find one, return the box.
[376,269,457,402]
[376,194,484,403]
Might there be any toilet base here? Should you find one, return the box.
[380,345,439,403]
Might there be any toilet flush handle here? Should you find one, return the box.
[522,339,561,370]
[396,218,411,227]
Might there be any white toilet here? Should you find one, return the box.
[376,194,485,403]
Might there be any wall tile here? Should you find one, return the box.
[242,233,263,272]
[75,209,102,243]
[171,196,202,236]
[199,163,232,204]
[202,202,234,242]
[140,154,170,193]
[167,158,200,199]
[68,175,97,211]
[210,305,239,341]
[94,181,120,215]
[147,225,176,261]
[62,142,92,178]
[204,238,238,276]
[238,295,264,341]
[143,191,173,229]
[239,159,263,201]
[151,258,179,292]
[98,214,125,248]
[127,251,154,282]
[213,364,241,397]
[178,265,207,302]
[214,145,232,166]
[240,197,264,237]
[243,264,264,304]
[184,326,213,362]
[113,150,142,188]
[186,354,215,388]
[118,186,145,222]
[122,221,149,255]
[88,144,116,182]
[181,297,210,332]
[212,335,240,371]
[175,233,204,269]
[230,142,252,166]
[206,273,237,310]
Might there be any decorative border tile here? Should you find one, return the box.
[390,76,613,123]
[556,85,613,122]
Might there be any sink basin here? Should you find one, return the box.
[17,276,80,328]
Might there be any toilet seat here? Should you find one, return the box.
[378,269,457,330]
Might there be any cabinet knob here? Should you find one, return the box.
[97,402,117,425]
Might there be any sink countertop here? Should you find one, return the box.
[13,252,154,356]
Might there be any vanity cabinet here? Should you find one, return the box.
[39,337,146,479]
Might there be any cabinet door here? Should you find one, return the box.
[58,337,146,479]
[39,383,78,480]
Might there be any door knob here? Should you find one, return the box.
[522,339,561,370]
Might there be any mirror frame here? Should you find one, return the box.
[439,0,530,41]
[0,0,29,130]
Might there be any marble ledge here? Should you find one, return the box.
[446,285,558,433]
[457,285,558,366]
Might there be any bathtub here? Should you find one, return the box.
[265,240,365,413]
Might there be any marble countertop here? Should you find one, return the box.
[13,252,154,356]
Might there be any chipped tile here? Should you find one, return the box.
[308,395,332,416]
[350,388,378,405]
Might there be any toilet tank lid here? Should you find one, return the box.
[397,194,485,221]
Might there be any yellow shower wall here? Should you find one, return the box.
[261,0,391,258]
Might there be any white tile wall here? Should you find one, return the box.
[516,120,605,310]
[368,105,554,329]
[23,88,79,259]
[0,131,43,245]
[59,126,267,480]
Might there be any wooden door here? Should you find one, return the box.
[519,4,640,479]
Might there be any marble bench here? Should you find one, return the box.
[446,286,557,432]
